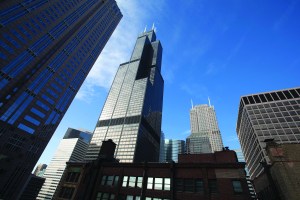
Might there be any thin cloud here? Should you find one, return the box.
[76,0,166,101]
[180,84,209,100]
[274,0,299,30]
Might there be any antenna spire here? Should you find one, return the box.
[144,25,147,33]
[208,97,211,107]
[191,99,194,109]
[152,23,155,30]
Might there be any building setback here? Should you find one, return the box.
[85,29,164,163]
[0,0,121,198]
[236,87,300,180]
[37,128,91,199]
[163,139,185,162]
[187,104,224,154]
[56,140,251,200]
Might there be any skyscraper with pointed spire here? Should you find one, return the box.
[85,29,164,163]
[187,102,224,154]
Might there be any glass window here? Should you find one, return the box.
[208,180,218,193]
[154,178,163,190]
[185,179,194,192]
[195,179,204,193]
[232,180,243,193]
[175,179,183,192]
[164,178,170,191]
[101,175,107,185]
[129,176,136,187]
[18,123,34,134]
[122,176,128,187]
[126,196,134,200]
[102,193,109,200]
[137,177,143,188]
[147,177,153,189]
[107,176,113,186]
[113,176,119,186]
[24,115,40,126]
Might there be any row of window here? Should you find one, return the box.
[242,89,300,105]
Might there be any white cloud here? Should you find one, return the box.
[76,0,165,101]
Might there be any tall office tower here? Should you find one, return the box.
[236,87,300,180]
[0,0,121,198]
[85,29,164,163]
[163,139,185,162]
[37,128,92,200]
[187,104,224,154]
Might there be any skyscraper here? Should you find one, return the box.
[163,139,185,162]
[0,0,122,198]
[236,87,300,180]
[187,104,224,154]
[37,128,92,200]
[85,29,164,163]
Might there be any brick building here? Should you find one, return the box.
[55,140,251,200]
[254,141,300,200]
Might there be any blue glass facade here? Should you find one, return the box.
[0,0,122,199]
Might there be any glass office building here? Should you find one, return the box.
[187,104,224,154]
[163,139,185,162]
[0,0,122,198]
[85,30,164,163]
[236,87,300,179]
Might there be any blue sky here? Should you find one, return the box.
[37,0,300,166]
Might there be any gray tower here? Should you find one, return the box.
[237,87,300,179]
[37,128,91,200]
[0,0,121,198]
[164,139,185,162]
[85,30,164,163]
[187,104,224,154]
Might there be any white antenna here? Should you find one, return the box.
[191,99,194,109]
[144,25,147,33]
[208,97,211,107]
[152,23,155,30]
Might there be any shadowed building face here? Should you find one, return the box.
[0,0,122,198]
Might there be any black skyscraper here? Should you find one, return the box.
[85,30,164,163]
[0,0,122,198]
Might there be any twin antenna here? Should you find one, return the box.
[191,97,212,109]
[144,23,156,33]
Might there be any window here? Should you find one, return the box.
[185,179,194,192]
[232,180,243,193]
[129,176,136,187]
[101,175,119,186]
[96,192,115,200]
[137,177,143,188]
[208,180,218,193]
[65,172,80,183]
[164,178,170,191]
[147,177,153,189]
[122,176,128,187]
[59,187,74,199]
[195,179,204,193]
[175,179,183,192]
[154,178,163,190]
